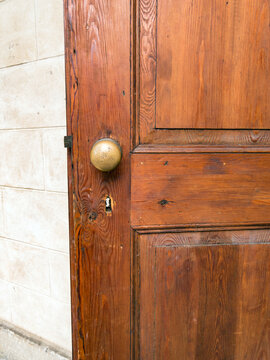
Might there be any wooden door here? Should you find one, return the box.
[64,0,270,359]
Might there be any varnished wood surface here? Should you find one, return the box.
[131,153,270,227]
[137,0,157,142]
[65,0,270,358]
[64,0,131,358]
[137,0,270,132]
[142,229,270,246]
[136,0,270,146]
[134,144,270,153]
[141,129,270,147]
[156,0,270,129]
[135,232,270,359]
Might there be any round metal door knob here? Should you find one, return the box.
[90,138,122,172]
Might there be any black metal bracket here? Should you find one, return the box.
[64,135,73,149]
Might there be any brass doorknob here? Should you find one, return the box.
[90,138,122,172]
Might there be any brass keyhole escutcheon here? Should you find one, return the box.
[90,138,122,172]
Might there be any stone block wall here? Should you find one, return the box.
[0,0,71,351]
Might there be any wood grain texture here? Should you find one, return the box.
[134,144,270,153]
[141,129,270,146]
[137,0,157,142]
[156,0,270,129]
[64,0,130,358]
[65,0,270,358]
[136,0,270,146]
[135,232,270,359]
[131,153,270,227]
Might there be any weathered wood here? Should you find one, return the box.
[134,144,270,153]
[137,0,270,145]
[64,0,131,358]
[131,153,270,227]
[65,0,270,358]
[141,129,270,147]
[156,0,270,129]
[135,233,270,359]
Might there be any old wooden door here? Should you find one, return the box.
[64,0,270,359]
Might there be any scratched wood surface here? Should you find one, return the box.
[131,153,270,227]
[64,0,130,359]
[156,0,270,129]
[137,0,270,145]
[135,232,270,359]
[140,129,270,147]
[65,0,270,358]
[137,0,157,141]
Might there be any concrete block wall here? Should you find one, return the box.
[0,0,71,352]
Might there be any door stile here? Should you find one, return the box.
[64,0,79,358]
[64,0,132,358]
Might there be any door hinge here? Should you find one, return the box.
[64,135,73,149]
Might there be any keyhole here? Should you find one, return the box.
[105,196,112,213]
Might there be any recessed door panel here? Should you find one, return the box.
[135,233,270,359]
[156,0,270,129]
[139,0,270,130]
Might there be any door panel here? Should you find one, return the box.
[137,0,270,144]
[131,153,270,227]
[135,232,270,359]
[156,0,270,129]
